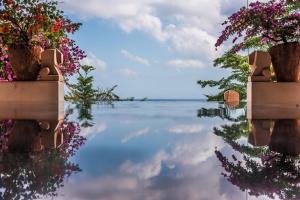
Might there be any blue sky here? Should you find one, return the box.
[61,0,251,99]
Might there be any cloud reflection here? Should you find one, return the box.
[50,132,231,200]
[168,124,204,134]
[80,122,107,138]
[121,127,150,143]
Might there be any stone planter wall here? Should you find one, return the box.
[247,82,300,119]
[247,51,300,119]
[0,48,64,120]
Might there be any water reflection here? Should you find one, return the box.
[197,102,246,122]
[0,112,86,199]
[4,101,300,200]
[75,103,94,128]
[206,104,300,200]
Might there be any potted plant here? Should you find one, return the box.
[0,0,86,81]
[215,0,300,82]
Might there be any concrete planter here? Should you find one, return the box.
[247,49,300,119]
[247,82,300,119]
[0,81,64,120]
[0,48,64,119]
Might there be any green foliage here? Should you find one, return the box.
[65,65,120,127]
[197,102,246,122]
[66,65,95,104]
[198,35,272,102]
[230,36,270,53]
[140,97,148,101]
[95,85,120,104]
[76,103,94,128]
[65,65,119,104]
[125,97,135,101]
[198,104,263,157]
[197,104,249,141]
[286,0,300,14]
[198,53,249,101]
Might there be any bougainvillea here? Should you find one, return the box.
[216,149,300,200]
[0,0,86,79]
[214,118,300,200]
[215,0,300,52]
[59,38,86,76]
[0,120,14,152]
[0,117,86,199]
[201,105,300,199]
[60,110,87,157]
[0,44,13,81]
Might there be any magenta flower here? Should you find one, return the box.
[0,0,86,80]
[216,0,300,52]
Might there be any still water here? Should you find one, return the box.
[0,101,298,200]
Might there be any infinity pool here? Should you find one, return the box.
[1,101,297,200]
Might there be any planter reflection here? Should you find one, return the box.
[215,119,300,199]
[0,116,86,200]
[198,105,300,199]
[270,120,300,156]
[249,119,300,156]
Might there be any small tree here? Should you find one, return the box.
[65,65,119,127]
[198,53,249,101]
[198,36,271,101]
[65,65,96,104]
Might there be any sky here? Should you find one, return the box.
[60,0,252,99]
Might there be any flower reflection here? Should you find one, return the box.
[197,103,300,199]
[0,112,86,200]
[211,111,300,199]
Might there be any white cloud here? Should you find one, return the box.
[82,52,107,71]
[62,0,262,60]
[119,68,138,76]
[121,50,150,65]
[119,14,167,41]
[120,151,168,179]
[119,133,224,182]
[62,0,241,60]
[121,127,150,143]
[45,123,233,200]
[168,124,204,134]
[165,26,218,59]
[170,135,222,166]
[80,122,107,138]
[168,59,205,70]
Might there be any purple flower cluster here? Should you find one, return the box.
[30,33,49,49]
[0,0,87,80]
[216,0,300,52]
[60,118,86,157]
[0,120,14,153]
[216,149,300,200]
[59,38,86,77]
[0,39,13,81]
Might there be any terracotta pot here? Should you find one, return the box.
[269,119,300,155]
[7,120,41,153]
[269,42,300,82]
[8,45,42,81]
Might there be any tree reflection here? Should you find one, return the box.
[197,102,246,122]
[76,102,94,128]
[198,105,300,200]
[216,119,300,199]
[0,112,86,200]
